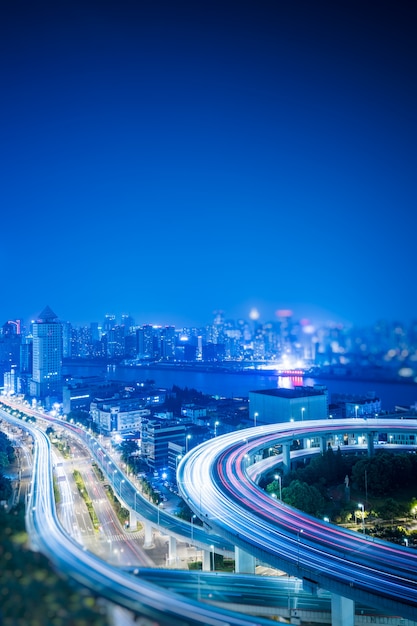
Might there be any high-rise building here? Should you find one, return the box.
[136,324,155,359]
[29,306,63,404]
[161,326,176,360]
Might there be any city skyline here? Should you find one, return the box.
[4,304,417,334]
[2,1,417,329]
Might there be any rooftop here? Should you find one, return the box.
[250,386,326,399]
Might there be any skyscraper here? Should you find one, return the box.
[29,306,63,404]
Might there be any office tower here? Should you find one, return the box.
[161,326,176,360]
[29,306,63,403]
[136,324,155,359]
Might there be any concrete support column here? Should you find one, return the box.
[129,510,138,530]
[320,436,327,453]
[234,546,256,573]
[282,442,291,475]
[202,548,212,571]
[168,535,177,563]
[367,432,375,457]
[143,521,154,549]
[331,594,354,626]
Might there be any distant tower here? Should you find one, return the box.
[29,306,63,404]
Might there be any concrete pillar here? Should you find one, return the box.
[320,436,327,454]
[168,535,177,563]
[367,432,375,457]
[282,442,291,475]
[331,594,354,626]
[234,546,256,573]
[143,521,154,548]
[202,548,212,571]
[129,510,138,530]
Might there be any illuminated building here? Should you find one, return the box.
[29,306,63,404]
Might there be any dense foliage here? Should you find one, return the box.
[0,503,110,626]
[0,430,16,467]
[266,448,417,524]
[0,430,16,500]
[352,451,417,496]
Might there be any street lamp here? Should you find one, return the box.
[301,407,305,421]
[214,421,220,437]
[274,473,282,501]
[157,502,163,526]
[358,503,365,534]
[254,412,258,427]
[355,405,359,419]
[210,544,215,571]
[186,434,192,453]
[191,514,196,543]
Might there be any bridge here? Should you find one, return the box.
[178,418,417,625]
[2,399,417,625]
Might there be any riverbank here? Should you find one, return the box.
[63,358,417,387]
[62,359,417,411]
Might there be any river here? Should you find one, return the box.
[62,361,417,412]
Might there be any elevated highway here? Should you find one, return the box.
[1,407,275,626]
[178,418,417,622]
[3,400,417,624]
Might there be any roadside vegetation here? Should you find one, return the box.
[0,429,16,501]
[0,502,110,626]
[264,448,417,545]
[73,469,100,531]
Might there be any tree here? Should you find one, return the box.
[120,439,139,463]
[282,480,327,517]
[377,497,404,521]
[352,451,414,497]
[0,472,12,501]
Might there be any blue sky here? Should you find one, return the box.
[1,1,416,329]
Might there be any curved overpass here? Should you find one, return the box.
[177,418,417,621]
[0,408,275,626]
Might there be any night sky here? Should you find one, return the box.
[2,1,416,329]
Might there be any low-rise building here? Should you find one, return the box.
[249,385,328,424]
[90,397,150,434]
[141,418,186,471]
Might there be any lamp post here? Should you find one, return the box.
[301,407,305,421]
[210,544,215,571]
[274,473,282,501]
[157,502,163,526]
[254,412,258,427]
[214,421,219,437]
[191,514,196,543]
[186,434,192,453]
[358,503,365,534]
[355,405,359,419]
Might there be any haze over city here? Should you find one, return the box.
[1,0,416,329]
